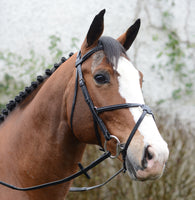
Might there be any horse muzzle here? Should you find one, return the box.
[125,144,169,181]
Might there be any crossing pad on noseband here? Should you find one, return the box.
[141,104,153,115]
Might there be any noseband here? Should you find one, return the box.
[0,43,154,192]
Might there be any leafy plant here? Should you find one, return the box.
[0,35,79,107]
[49,35,63,61]
[151,1,195,102]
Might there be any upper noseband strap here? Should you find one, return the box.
[95,103,141,113]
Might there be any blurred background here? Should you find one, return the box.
[0,0,194,199]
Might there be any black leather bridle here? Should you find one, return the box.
[0,43,154,192]
[71,43,154,168]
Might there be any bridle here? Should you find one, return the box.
[0,42,154,192]
[71,42,154,167]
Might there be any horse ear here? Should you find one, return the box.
[82,9,105,49]
[117,19,141,51]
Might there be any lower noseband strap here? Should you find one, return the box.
[121,110,147,170]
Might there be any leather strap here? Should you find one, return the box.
[71,46,111,142]
[69,167,124,192]
[0,152,111,191]
[95,103,141,113]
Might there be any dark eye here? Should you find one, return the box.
[94,72,110,84]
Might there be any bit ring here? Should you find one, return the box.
[104,135,121,159]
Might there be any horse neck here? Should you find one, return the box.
[0,54,86,198]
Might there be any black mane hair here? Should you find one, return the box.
[0,53,74,124]
[99,36,126,67]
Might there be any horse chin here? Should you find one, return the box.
[125,158,165,181]
[126,169,137,180]
[135,163,165,181]
[126,165,163,181]
[125,158,138,181]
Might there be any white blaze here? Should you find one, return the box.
[117,57,169,163]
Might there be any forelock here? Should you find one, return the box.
[99,36,126,68]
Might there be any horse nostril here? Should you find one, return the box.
[147,147,153,160]
[142,146,154,169]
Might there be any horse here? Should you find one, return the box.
[0,9,169,200]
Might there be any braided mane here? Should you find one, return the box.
[0,37,126,124]
[0,53,74,124]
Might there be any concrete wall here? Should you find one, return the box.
[0,0,195,127]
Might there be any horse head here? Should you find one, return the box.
[67,10,169,181]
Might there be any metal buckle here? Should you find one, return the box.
[104,135,122,159]
[140,104,153,115]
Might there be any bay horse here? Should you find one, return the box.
[0,10,169,200]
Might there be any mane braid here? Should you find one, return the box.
[99,36,126,68]
[0,53,74,124]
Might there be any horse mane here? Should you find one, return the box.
[0,53,74,124]
[99,36,126,68]
[0,37,126,124]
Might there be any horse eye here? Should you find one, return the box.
[94,73,109,84]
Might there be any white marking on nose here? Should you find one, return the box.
[117,57,145,104]
[117,57,169,163]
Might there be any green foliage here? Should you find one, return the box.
[49,35,63,61]
[71,37,79,50]
[0,73,25,109]
[0,51,45,106]
[49,35,79,61]
[151,2,195,102]
[0,35,80,106]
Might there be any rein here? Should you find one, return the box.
[0,44,154,192]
